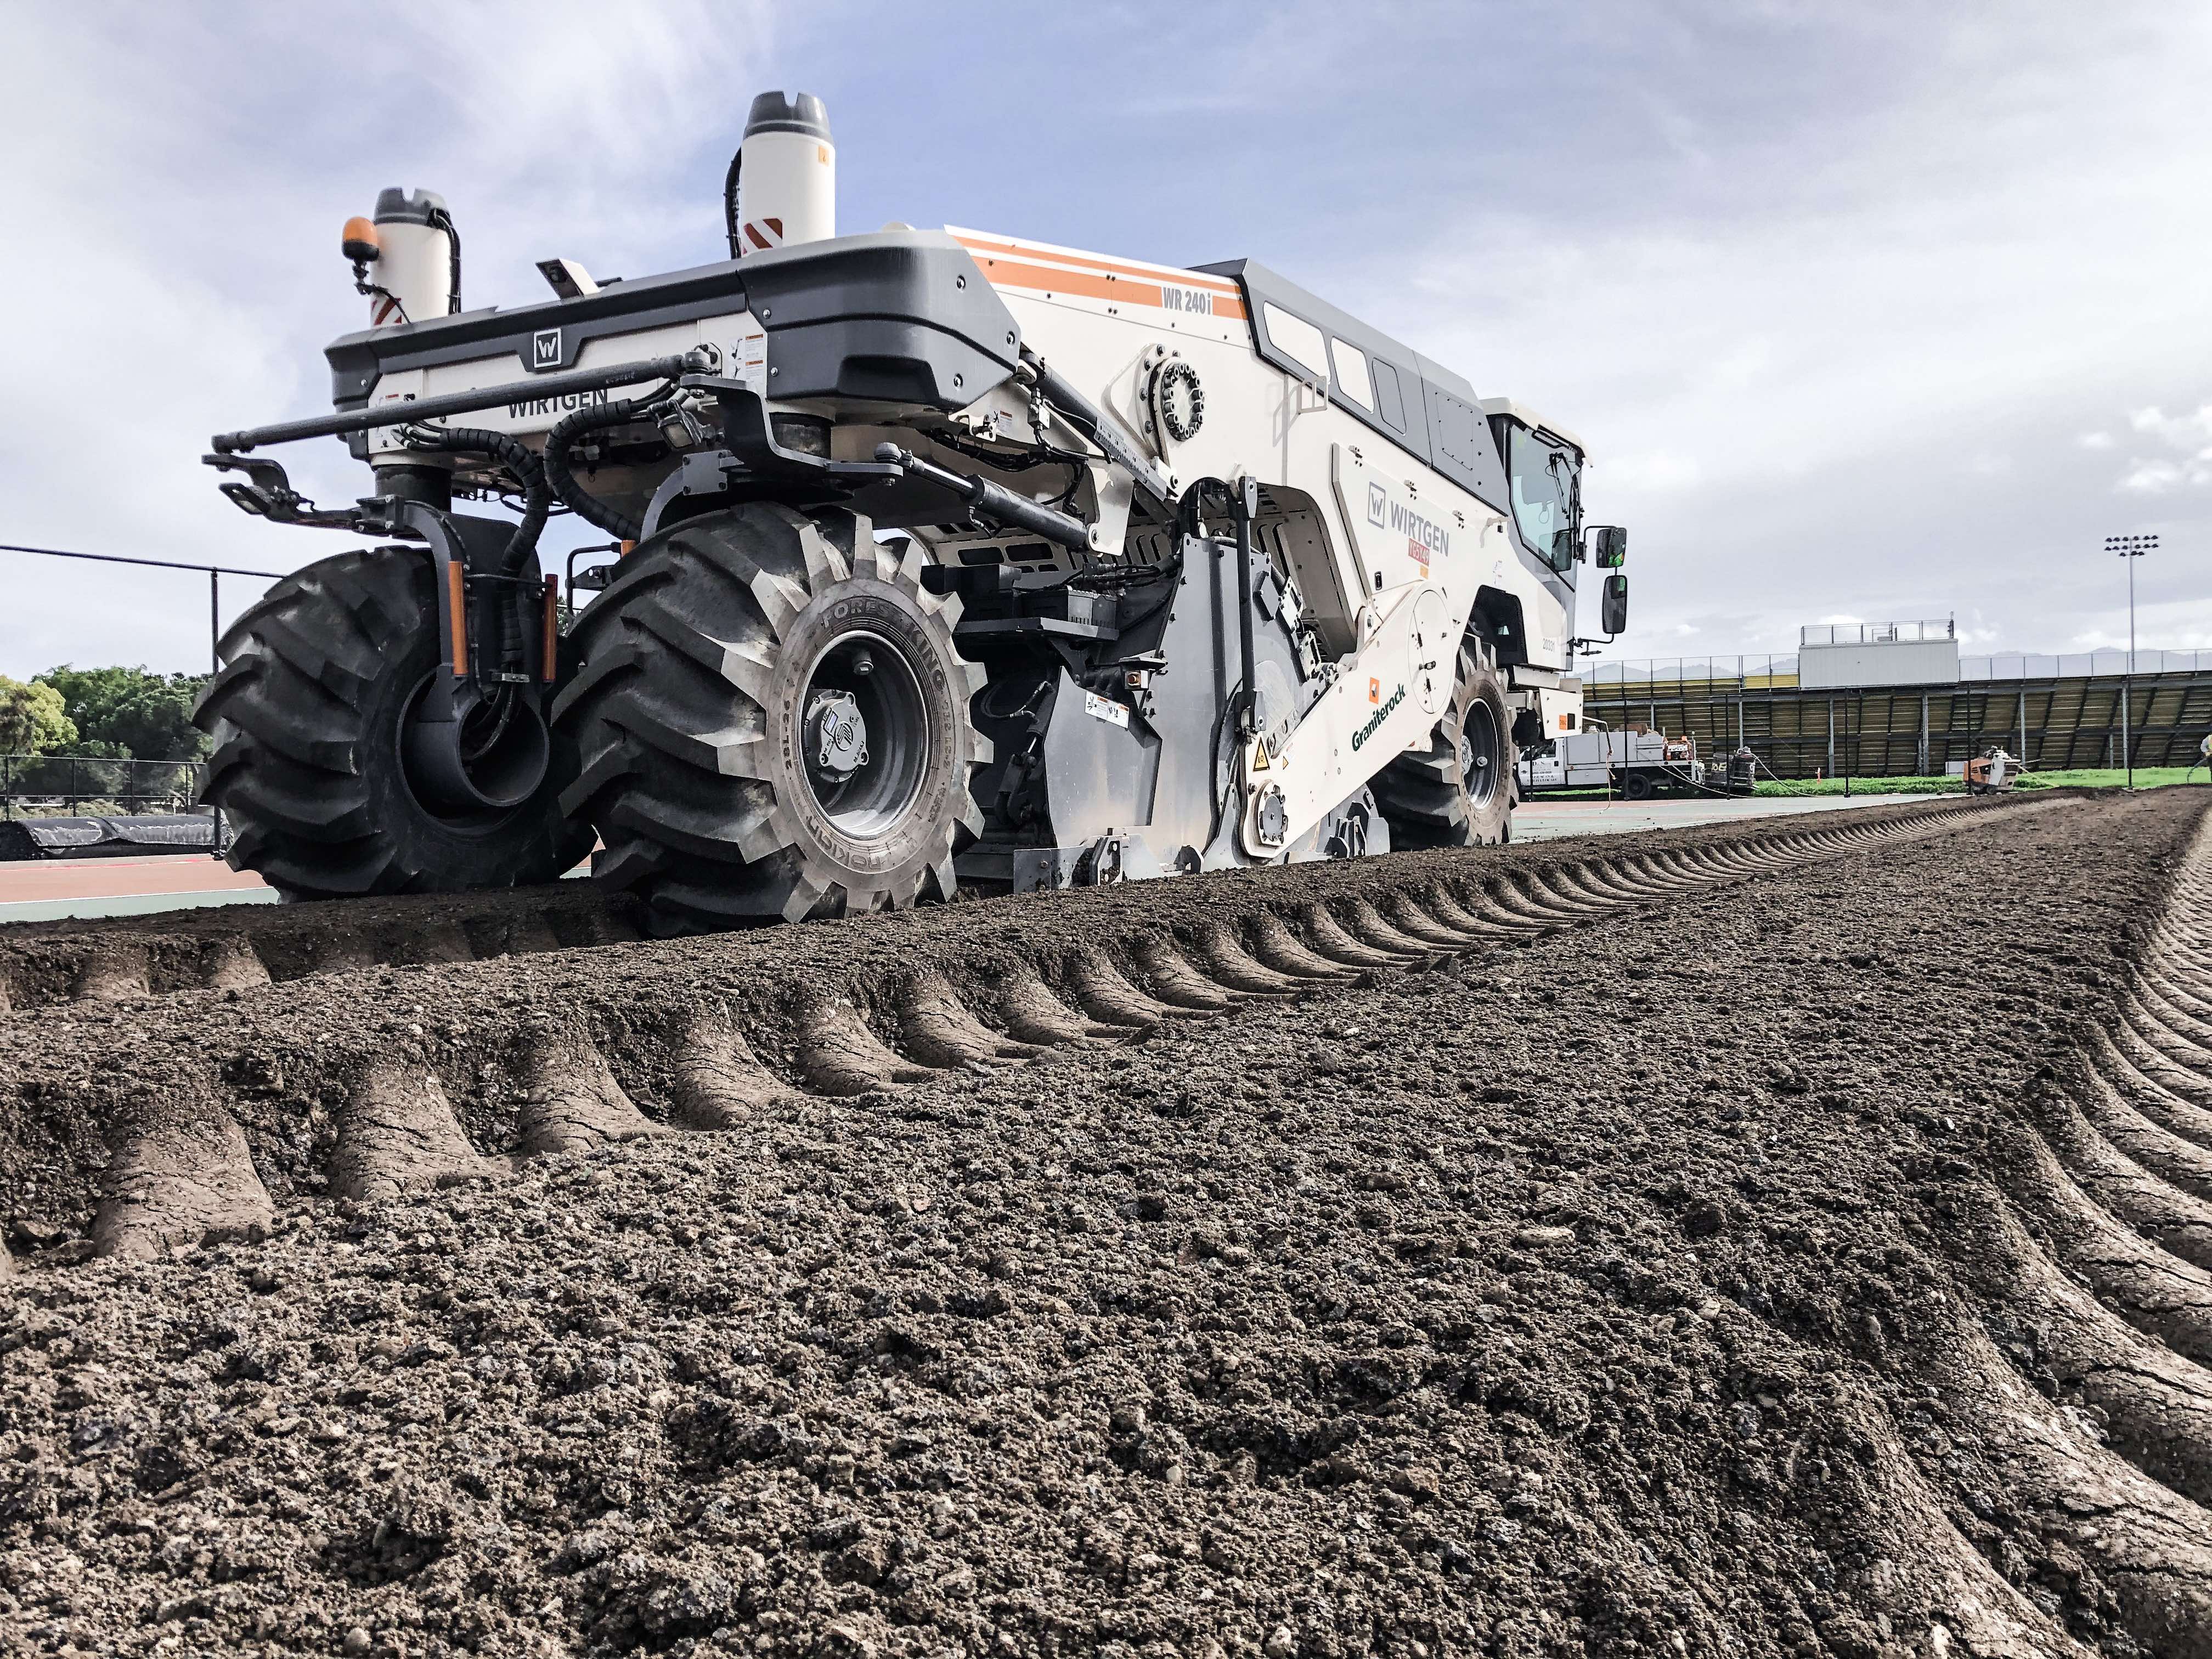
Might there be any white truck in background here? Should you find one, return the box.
[1517,721,1703,800]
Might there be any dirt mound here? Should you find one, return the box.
[3,791,2209,1658]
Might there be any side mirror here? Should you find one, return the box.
[1590,526,1627,568]
[1601,573,1628,635]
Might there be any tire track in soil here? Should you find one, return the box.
[2,789,2205,1657]
[0,798,2003,1249]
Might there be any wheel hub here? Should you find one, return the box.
[1461,701,1502,809]
[797,631,930,842]
[805,689,870,785]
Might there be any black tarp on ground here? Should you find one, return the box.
[0,814,217,860]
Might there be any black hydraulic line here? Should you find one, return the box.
[1019,348,1172,506]
[400,424,552,675]
[543,393,678,541]
[1229,477,1259,741]
[398,425,548,575]
[723,148,744,261]
[210,350,714,454]
[871,445,1092,551]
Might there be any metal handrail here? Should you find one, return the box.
[1585,648,2212,692]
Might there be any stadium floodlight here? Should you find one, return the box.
[2107,534,2158,791]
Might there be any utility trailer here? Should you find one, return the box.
[1517,723,1702,801]
[195,91,1629,934]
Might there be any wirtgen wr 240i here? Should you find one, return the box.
[198,91,1629,935]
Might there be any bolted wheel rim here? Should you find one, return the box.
[1459,698,1503,811]
[799,628,932,841]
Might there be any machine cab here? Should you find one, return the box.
[1480,398,1627,641]
[1480,399,1584,589]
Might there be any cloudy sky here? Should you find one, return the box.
[1,1,2205,678]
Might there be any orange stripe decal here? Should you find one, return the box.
[968,252,1247,320]
[447,560,468,673]
[951,231,1240,294]
[975,257,1162,308]
[541,574,559,682]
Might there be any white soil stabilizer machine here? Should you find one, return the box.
[196,91,1629,934]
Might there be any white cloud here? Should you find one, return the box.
[1314,7,2212,661]
[2118,458,2205,494]
[2111,403,2212,493]
[1,1,2208,681]
[0,2,774,676]
[1602,451,1705,492]
[2128,404,2212,450]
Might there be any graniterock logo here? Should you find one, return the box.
[1351,682,1406,750]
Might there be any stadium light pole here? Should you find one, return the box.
[2107,534,2158,791]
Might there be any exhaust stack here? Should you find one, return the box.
[729,91,835,258]
[365,188,459,325]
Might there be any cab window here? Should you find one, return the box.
[1260,303,1329,383]
[1330,340,1373,409]
[1505,423,1579,575]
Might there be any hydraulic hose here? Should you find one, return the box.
[723,148,744,260]
[543,394,670,541]
[401,425,548,575]
[1229,477,1259,741]
[402,424,550,673]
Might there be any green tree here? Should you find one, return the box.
[0,676,77,755]
[33,665,212,762]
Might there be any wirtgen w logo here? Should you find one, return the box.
[1366,481,1387,527]
[532,327,563,369]
[1351,683,1406,750]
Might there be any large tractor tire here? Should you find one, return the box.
[551,503,989,935]
[195,550,588,897]
[1372,641,1516,849]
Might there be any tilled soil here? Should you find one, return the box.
[0,883,641,1018]
[4,791,2212,1659]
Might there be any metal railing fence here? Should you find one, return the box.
[1799,618,1955,647]
[0,754,209,819]
[1585,648,2212,693]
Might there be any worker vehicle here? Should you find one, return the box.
[194,91,1627,934]
[1517,722,1699,801]
[1961,747,2022,794]
[1712,746,1759,795]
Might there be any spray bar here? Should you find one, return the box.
[210,349,718,454]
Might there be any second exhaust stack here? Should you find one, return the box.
[728,91,834,258]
